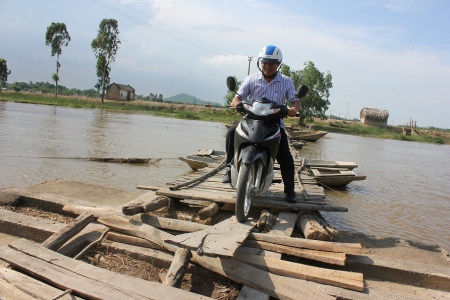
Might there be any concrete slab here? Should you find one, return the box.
[26,179,141,208]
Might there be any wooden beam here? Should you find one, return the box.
[41,212,94,251]
[298,213,331,241]
[61,205,121,218]
[163,248,192,288]
[122,196,171,215]
[106,231,166,251]
[198,202,220,220]
[131,214,209,232]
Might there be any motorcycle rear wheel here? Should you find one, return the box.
[235,162,255,222]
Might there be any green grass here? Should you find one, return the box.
[295,119,450,145]
[0,91,237,124]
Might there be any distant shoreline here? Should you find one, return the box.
[1,91,449,145]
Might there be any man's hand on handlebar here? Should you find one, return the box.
[230,96,241,107]
[287,100,301,117]
[287,107,298,117]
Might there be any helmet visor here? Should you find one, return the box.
[259,57,279,64]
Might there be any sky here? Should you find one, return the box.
[1,0,450,128]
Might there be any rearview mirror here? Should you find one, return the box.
[296,85,308,98]
[227,76,236,92]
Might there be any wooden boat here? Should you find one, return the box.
[288,130,328,142]
[306,159,358,170]
[309,167,366,187]
[179,155,218,170]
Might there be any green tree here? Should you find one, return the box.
[45,22,71,98]
[282,61,332,126]
[224,76,242,106]
[0,58,12,91]
[91,18,120,103]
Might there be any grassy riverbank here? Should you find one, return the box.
[293,119,450,145]
[2,91,449,144]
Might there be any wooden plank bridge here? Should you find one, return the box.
[152,148,350,213]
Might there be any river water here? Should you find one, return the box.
[1,101,449,251]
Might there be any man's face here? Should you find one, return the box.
[261,61,280,77]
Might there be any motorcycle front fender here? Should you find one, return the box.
[238,145,267,166]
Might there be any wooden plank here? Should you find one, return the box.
[269,212,297,237]
[310,167,349,171]
[306,160,358,170]
[190,253,335,300]
[4,240,212,300]
[155,187,346,212]
[41,212,94,251]
[132,214,209,232]
[0,280,37,300]
[165,216,255,257]
[98,216,177,253]
[233,252,364,292]
[241,240,346,266]
[238,212,297,300]
[0,266,82,300]
[249,233,363,254]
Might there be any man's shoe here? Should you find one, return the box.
[285,191,297,203]
[222,169,231,184]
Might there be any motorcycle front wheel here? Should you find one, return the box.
[235,162,256,222]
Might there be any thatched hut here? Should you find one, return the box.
[360,108,389,126]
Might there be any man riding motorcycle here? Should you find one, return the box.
[222,45,300,203]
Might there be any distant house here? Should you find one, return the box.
[360,107,389,126]
[106,83,135,101]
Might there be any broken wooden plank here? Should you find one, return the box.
[165,216,255,257]
[41,212,94,251]
[2,239,213,300]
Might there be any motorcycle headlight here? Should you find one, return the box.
[246,102,280,116]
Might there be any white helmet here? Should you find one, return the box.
[258,45,282,63]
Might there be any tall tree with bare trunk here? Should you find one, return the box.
[91,19,120,103]
[45,22,71,98]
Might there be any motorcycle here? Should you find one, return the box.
[226,76,308,222]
